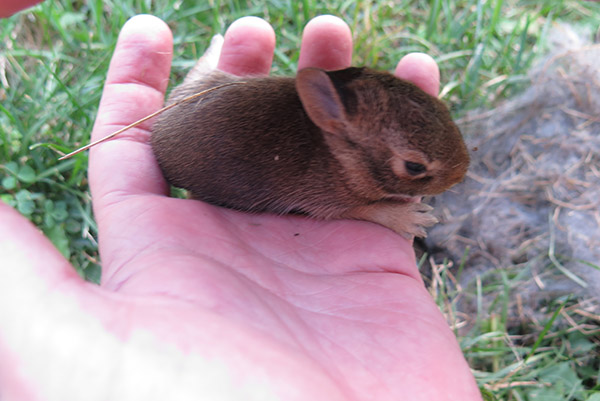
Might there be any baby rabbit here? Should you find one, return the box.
[151,35,469,238]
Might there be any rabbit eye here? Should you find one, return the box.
[405,161,427,176]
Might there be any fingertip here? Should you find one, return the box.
[117,14,173,58]
[108,14,173,93]
[298,15,353,71]
[0,0,43,18]
[120,14,171,35]
[218,16,276,76]
[395,53,440,97]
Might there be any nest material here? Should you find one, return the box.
[426,25,600,308]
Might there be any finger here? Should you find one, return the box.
[88,15,173,212]
[298,15,353,70]
[217,17,276,76]
[394,53,440,96]
[0,0,42,17]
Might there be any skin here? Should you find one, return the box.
[0,0,43,18]
[0,14,483,401]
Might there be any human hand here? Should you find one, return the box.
[0,15,482,400]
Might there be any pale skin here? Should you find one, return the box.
[0,14,483,401]
[0,0,43,18]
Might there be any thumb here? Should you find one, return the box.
[0,202,103,399]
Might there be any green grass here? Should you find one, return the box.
[426,257,600,400]
[1,0,600,399]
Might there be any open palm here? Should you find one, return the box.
[0,15,481,401]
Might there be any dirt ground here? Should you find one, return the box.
[422,24,600,327]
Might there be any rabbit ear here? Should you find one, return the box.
[296,68,348,134]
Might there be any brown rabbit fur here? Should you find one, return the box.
[151,36,469,238]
